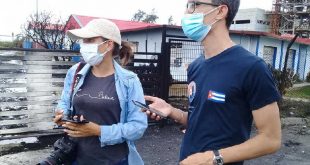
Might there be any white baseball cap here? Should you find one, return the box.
[67,18,122,45]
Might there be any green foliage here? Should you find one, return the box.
[0,37,25,48]
[293,73,302,83]
[286,86,310,99]
[0,41,14,48]
[268,64,296,95]
[168,16,175,25]
[131,8,159,23]
[131,10,146,22]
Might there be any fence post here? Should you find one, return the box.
[160,25,170,101]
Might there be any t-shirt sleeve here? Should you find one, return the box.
[244,60,281,111]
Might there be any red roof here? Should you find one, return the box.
[67,14,164,33]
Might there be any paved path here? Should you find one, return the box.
[293,83,310,88]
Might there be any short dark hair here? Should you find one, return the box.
[212,0,240,28]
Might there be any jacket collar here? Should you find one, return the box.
[77,60,135,81]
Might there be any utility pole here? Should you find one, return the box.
[36,0,38,21]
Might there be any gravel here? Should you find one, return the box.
[1,118,310,165]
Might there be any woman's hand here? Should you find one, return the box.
[62,115,101,137]
[143,95,174,121]
[53,109,64,126]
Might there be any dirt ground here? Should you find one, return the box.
[0,117,310,165]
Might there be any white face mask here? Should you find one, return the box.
[80,41,110,66]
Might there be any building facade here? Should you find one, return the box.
[65,14,310,81]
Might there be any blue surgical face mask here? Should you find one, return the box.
[181,7,220,41]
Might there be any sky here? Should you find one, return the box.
[0,0,273,38]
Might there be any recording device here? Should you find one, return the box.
[61,118,89,124]
[61,114,89,124]
[132,100,167,118]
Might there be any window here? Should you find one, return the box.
[287,49,296,70]
[263,46,276,67]
[257,20,270,25]
[235,20,251,24]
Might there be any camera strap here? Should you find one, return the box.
[69,62,86,115]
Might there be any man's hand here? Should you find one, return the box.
[180,151,214,165]
[144,95,173,120]
[144,95,188,125]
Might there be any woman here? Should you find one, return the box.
[54,19,147,165]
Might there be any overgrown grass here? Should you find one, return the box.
[0,41,14,48]
[286,85,310,99]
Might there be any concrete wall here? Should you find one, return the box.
[231,34,258,55]
[231,8,270,32]
[122,29,162,53]
[231,34,309,80]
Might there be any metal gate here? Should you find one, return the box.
[126,52,163,98]
[165,36,203,110]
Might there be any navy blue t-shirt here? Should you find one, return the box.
[180,45,281,164]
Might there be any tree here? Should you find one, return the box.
[131,9,147,22]
[131,8,159,23]
[278,34,299,95]
[22,11,75,50]
[168,15,174,25]
[143,8,159,23]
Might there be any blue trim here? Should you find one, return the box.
[304,48,308,80]
[255,36,260,56]
[240,35,242,45]
[272,47,277,68]
[279,40,284,69]
[23,41,32,49]
[292,50,296,72]
[297,45,301,74]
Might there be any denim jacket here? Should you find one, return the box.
[57,60,148,165]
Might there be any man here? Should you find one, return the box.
[144,0,282,164]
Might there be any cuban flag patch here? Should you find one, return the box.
[207,90,226,103]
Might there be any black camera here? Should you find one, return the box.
[37,114,81,165]
[37,135,77,165]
